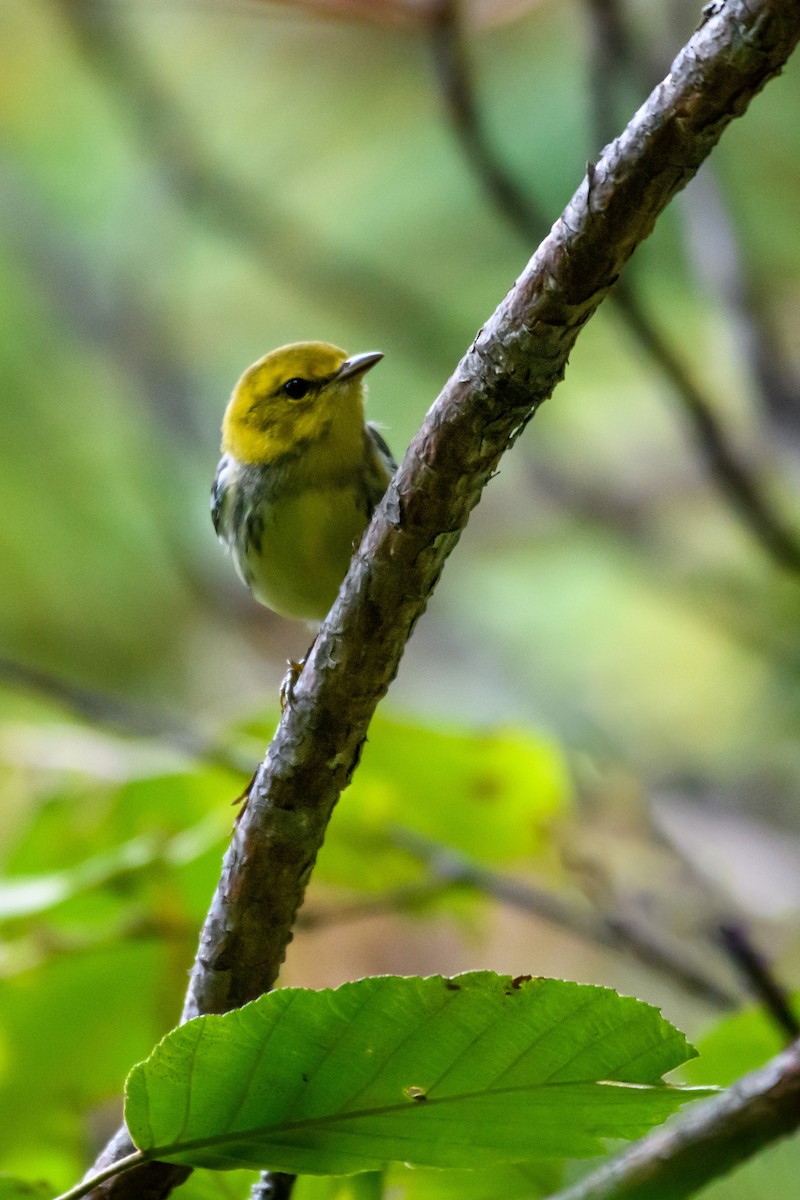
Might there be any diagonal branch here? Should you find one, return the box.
[82,1,800,1195]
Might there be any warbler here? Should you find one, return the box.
[212,341,395,635]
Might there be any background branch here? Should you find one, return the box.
[583,0,644,155]
[2,646,744,1011]
[0,655,250,774]
[584,0,800,489]
[80,1,800,1194]
[431,0,800,572]
[587,0,800,446]
[6,648,770,1018]
[716,922,800,1042]
[392,828,739,1009]
[677,164,800,443]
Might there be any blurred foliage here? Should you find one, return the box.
[2,0,800,1193]
[275,713,568,888]
[0,710,570,1186]
[0,1181,52,1200]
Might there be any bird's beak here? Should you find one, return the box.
[337,351,384,381]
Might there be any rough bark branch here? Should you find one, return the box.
[83,0,800,1194]
[548,1039,800,1200]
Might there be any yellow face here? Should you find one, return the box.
[221,341,381,466]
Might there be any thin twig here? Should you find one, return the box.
[583,0,640,155]
[429,0,551,233]
[678,150,800,442]
[0,655,252,776]
[393,828,737,1009]
[656,0,800,444]
[80,3,800,1194]
[296,879,456,928]
[583,0,800,534]
[716,922,800,1043]
[431,0,800,573]
[614,284,800,572]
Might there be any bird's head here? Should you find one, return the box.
[221,341,383,465]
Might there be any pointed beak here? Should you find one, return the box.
[337,351,384,381]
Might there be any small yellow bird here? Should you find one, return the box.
[212,341,395,633]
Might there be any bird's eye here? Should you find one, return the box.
[282,378,311,400]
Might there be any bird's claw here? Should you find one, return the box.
[231,768,258,825]
[279,658,305,711]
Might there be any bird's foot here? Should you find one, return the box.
[280,658,305,711]
[231,767,258,825]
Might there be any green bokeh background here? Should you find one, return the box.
[2,0,800,1193]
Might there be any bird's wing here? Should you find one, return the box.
[355,424,397,520]
[366,422,398,475]
[210,454,232,537]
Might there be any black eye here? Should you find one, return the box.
[282,378,311,400]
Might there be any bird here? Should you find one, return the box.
[212,341,395,697]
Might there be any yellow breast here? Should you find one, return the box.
[241,484,371,622]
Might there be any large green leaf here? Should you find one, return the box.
[126,973,711,1175]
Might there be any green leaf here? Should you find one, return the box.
[125,973,711,1175]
